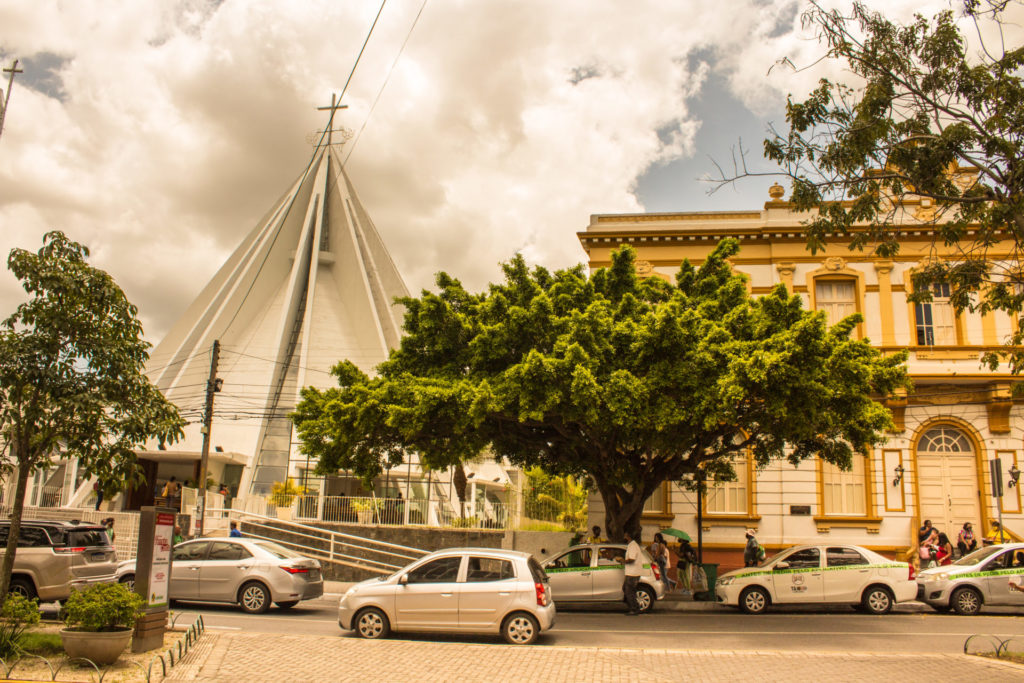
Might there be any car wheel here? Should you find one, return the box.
[238,582,271,614]
[354,607,390,639]
[276,601,298,609]
[636,585,656,613]
[119,574,135,593]
[739,586,769,615]
[502,612,540,645]
[9,577,36,601]
[951,586,982,615]
[861,586,894,615]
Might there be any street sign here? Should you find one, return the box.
[991,457,1004,498]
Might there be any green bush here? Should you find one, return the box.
[269,478,305,507]
[0,594,41,658]
[63,583,145,632]
[449,516,480,528]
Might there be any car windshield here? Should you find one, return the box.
[253,541,303,559]
[953,545,1005,566]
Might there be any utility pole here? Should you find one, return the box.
[195,340,222,537]
[0,59,24,142]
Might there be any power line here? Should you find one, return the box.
[344,0,429,167]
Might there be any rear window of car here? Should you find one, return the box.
[253,542,303,559]
[467,557,515,582]
[827,547,868,567]
[68,529,111,548]
[528,557,548,583]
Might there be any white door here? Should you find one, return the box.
[917,427,980,535]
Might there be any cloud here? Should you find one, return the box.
[3,0,1013,345]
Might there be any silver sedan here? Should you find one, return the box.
[118,538,323,613]
[542,543,666,612]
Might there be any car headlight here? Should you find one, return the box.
[928,572,949,582]
[717,576,735,586]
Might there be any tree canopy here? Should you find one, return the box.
[747,0,1024,370]
[294,240,908,540]
[0,231,184,600]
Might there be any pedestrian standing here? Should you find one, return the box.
[918,519,935,544]
[104,517,115,544]
[676,539,696,595]
[622,530,644,615]
[648,533,676,593]
[743,529,760,568]
[586,526,605,544]
[93,481,104,511]
[229,521,242,538]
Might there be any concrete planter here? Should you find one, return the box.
[60,628,132,665]
[276,506,293,521]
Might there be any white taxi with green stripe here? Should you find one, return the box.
[542,544,665,612]
[916,542,1024,615]
[715,544,916,615]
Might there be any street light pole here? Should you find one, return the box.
[0,59,24,143]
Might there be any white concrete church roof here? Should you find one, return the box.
[145,140,408,495]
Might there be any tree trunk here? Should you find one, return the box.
[0,463,33,604]
[597,481,645,543]
[453,464,467,518]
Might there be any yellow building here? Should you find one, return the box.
[578,183,1024,570]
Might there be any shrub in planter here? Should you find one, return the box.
[61,583,146,665]
[0,594,41,658]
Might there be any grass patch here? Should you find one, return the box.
[18,631,63,656]
[518,520,569,532]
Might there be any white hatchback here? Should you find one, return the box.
[338,548,555,645]
[715,544,916,614]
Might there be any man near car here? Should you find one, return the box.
[586,526,605,544]
[743,529,760,568]
[622,530,643,615]
[918,519,935,544]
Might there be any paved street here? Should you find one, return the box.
[167,631,1024,682]
[175,593,1024,654]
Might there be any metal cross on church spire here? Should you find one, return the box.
[315,93,349,147]
[0,59,24,142]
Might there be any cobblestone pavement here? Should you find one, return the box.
[167,632,1024,682]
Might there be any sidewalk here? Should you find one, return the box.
[167,631,1023,682]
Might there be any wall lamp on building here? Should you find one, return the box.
[892,464,905,487]
[1009,464,1021,489]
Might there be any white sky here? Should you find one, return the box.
[0,0,1000,344]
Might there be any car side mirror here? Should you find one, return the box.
[774,561,789,570]
[398,574,409,585]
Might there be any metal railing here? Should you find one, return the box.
[224,508,428,574]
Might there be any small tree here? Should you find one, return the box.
[269,478,305,508]
[0,231,184,601]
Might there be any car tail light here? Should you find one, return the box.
[535,582,550,607]
[54,547,86,554]
[908,564,915,581]
[280,566,309,575]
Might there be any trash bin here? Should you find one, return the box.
[695,562,719,601]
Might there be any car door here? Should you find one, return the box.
[544,548,593,600]
[200,542,254,602]
[592,546,627,600]
[394,555,463,630]
[771,547,824,603]
[1006,550,1024,606]
[170,541,210,600]
[979,549,1017,605]
[458,556,517,629]
[823,546,871,603]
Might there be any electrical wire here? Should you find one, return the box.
[343,0,430,167]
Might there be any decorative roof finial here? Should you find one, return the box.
[768,182,785,200]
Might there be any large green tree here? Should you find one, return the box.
[0,231,184,600]
[294,240,907,540]
[745,0,1024,369]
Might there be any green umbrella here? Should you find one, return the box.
[660,527,691,542]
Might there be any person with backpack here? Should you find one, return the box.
[676,539,697,595]
[743,529,761,567]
